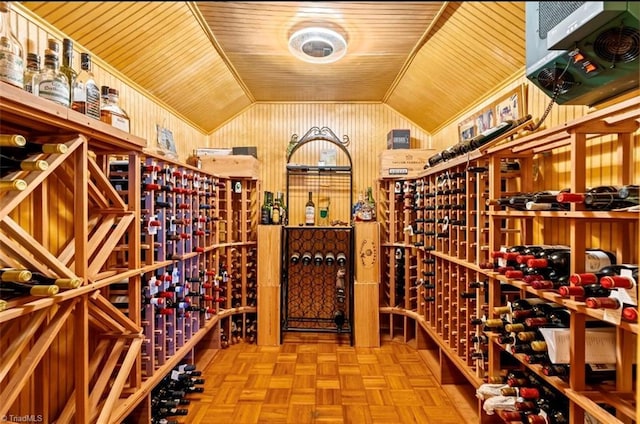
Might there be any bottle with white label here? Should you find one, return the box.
[305,191,315,226]
[0,1,24,88]
[34,43,70,107]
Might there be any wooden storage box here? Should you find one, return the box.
[200,154,260,178]
[379,149,435,178]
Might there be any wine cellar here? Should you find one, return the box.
[1,2,639,424]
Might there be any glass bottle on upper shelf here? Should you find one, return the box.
[60,38,77,107]
[23,52,40,93]
[34,42,70,107]
[72,52,101,120]
[100,85,130,132]
[0,1,24,89]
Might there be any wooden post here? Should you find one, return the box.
[257,225,282,345]
[354,222,381,347]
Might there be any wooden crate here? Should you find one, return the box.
[200,155,260,178]
[379,149,435,179]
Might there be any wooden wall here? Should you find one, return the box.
[208,103,432,221]
[13,5,209,159]
[430,76,640,262]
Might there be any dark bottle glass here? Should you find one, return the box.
[324,252,335,265]
[301,251,313,265]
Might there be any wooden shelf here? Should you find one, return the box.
[0,91,260,423]
[376,97,639,424]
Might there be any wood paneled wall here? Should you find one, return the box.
[431,77,640,262]
[13,4,209,159]
[208,103,432,206]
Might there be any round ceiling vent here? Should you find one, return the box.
[288,27,347,64]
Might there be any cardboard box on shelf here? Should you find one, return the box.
[387,129,411,149]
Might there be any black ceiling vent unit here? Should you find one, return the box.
[526,1,639,106]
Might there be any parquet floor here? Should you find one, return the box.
[185,333,476,424]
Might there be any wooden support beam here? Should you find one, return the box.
[0,217,78,279]
[97,337,143,424]
[88,213,135,276]
[91,294,141,334]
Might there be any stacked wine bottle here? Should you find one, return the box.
[150,363,204,424]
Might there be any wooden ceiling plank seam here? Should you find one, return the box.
[107,8,192,70]
[383,1,449,102]
[81,3,173,56]
[55,2,139,45]
[190,1,256,102]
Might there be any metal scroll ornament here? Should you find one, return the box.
[286,126,350,161]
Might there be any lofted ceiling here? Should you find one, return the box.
[20,2,526,135]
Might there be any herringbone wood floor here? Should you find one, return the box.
[185,333,477,424]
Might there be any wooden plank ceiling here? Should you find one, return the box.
[20,1,526,134]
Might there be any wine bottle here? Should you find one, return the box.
[0,179,28,191]
[305,191,315,226]
[324,251,335,265]
[260,191,272,225]
[558,284,611,299]
[336,252,347,266]
[466,115,531,151]
[557,185,639,210]
[313,251,324,266]
[0,134,27,147]
[301,251,312,265]
[0,142,68,160]
[0,268,32,282]
[600,273,637,289]
[0,281,59,298]
[290,252,301,264]
[28,272,82,289]
[570,264,638,285]
[0,154,49,176]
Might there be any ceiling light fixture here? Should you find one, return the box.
[288,27,347,64]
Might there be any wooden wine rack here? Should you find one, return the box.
[378,96,640,424]
[0,83,259,423]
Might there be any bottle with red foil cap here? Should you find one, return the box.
[600,273,637,290]
[526,249,571,271]
[622,306,638,322]
[585,297,620,309]
[558,284,611,299]
[527,409,568,424]
[569,264,637,285]
[500,386,541,399]
[499,411,536,422]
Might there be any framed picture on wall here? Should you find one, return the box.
[476,108,495,133]
[458,119,476,143]
[494,84,526,124]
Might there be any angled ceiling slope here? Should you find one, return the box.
[20,2,526,134]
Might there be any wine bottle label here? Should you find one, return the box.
[38,80,70,106]
[585,251,614,273]
[0,50,24,87]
